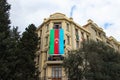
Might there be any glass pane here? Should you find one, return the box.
[52,67,54,78]
[56,71,58,78]
[52,66,62,78]
[60,67,62,78]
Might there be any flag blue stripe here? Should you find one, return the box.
[59,29,64,54]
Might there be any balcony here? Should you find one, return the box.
[46,55,64,65]
[40,76,67,80]
[46,61,63,65]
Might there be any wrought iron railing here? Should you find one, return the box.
[39,76,67,80]
[48,55,64,61]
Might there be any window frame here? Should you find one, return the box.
[52,66,62,78]
[45,36,48,45]
[67,35,70,45]
[66,23,69,31]
[75,28,78,35]
[53,22,61,29]
[46,24,49,32]
[76,40,79,48]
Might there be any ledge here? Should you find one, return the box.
[46,61,63,65]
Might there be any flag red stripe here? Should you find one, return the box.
[54,29,59,54]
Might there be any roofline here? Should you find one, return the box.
[37,17,90,34]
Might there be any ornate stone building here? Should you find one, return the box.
[36,13,120,80]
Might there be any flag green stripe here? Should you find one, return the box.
[49,29,54,54]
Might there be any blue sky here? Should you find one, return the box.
[8,0,120,41]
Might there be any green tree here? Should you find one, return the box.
[14,24,39,80]
[0,0,39,79]
[0,0,11,79]
[82,40,120,80]
[7,27,20,79]
[63,40,120,80]
[63,50,83,80]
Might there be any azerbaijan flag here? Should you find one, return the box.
[49,29,64,55]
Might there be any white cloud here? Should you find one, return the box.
[8,0,120,41]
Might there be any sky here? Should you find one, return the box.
[8,0,120,41]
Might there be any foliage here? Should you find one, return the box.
[82,40,120,80]
[0,0,11,79]
[63,50,83,80]
[6,27,20,79]
[14,24,39,80]
[0,0,39,79]
[63,40,120,80]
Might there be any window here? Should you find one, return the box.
[53,22,61,29]
[75,28,79,40]
[81,32,84,37]
[98,32,101,37]
[67,36,70,45]
[52,66,62,78]
[68,50,70,53]
[81,32,85,42]
[45,36,48,45]
[81,32,84,38]
[44,51,47,62]
[94,29,97,35]
[96,39,99,42]
[66,23,69,31]
[38,38,41,49]
[107,41,110,45]
[76,41,79,48]
[46,24,49,32]
[40,30,42,36]
[87,35,89,41]
[54,25,59,29]
[75,28,78,35]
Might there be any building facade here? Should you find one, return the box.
[36,13,120,80]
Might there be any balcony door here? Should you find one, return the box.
[52,66,62,80]
[53,22,61,29]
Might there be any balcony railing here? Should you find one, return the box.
[45,55,64,65]
[46,60,63,65]
[39,76,67,80]
[48,55,64,61]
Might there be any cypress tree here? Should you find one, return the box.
[15,24,39,80]
[0,1,39,79]
[8,27,20,79]
[0,0,11,79]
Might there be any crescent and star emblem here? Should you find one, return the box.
[55,38,59,43]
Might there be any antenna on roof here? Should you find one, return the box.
[70,5,76,17]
